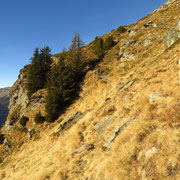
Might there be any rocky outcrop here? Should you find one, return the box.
[8,67,29,119]
[163,20,180,48]
[6,66,47,130]
[0,87,10,127]
[54,112,84,134]
[103,117,136,148]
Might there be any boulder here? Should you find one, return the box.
[163,22,180,48]
[94,117,119,135]
[103,117,136,148]
[54,112,84,134]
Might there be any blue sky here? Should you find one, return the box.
[0,0,167,88]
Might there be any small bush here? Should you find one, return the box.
[103,36,115,51]
[117,26,127,33]
[19,116,29,127]
[92,36,104,58]
[34,112,45,124]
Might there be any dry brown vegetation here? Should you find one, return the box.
[0,0,180,179]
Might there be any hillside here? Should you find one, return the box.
[0,0,180,179]
[0,88,10,128]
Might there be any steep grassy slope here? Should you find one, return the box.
[0,0,180,179]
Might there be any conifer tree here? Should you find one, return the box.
[92,36,104,58]
[26,46,52,98]
[68,32,85,78]
[45,54,76,122]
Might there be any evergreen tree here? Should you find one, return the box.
[26,48,40,98]
[26,46,52,98]
[92,36,104,58]
[45,55,76,122]
[68,32,85,78]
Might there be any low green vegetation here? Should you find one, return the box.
[116,26,127,33]
[34,112,45,124]
[19,116,29,127]
[92,35,115,58]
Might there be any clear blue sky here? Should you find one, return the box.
[0,0,167,88]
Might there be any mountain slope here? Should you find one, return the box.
[0,88,10,127]
[0,0,180,179]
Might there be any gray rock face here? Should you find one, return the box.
[94,117,119,135]
[103,117,136,148]
[117,40,136,62]
[8,68,29,118]
[54,112,84,134]
[163,23,180,48]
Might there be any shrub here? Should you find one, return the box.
[117,26,127,33]
[103,36,115,51]
[92,36,104,58]
[34,112,45,124]
[19,116,29,127]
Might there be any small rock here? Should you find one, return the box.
[144,21,154,28]
[82,176,88,180]
[5,121,14,131]
[149,93,165,103]
[124,96,129,103]
[145,147,157,157]
[143,39,151,46]
[118,81,134,93]
[78,160,87,170]
[74,144,88,153]
[129,30,137,37]
[100,76,108,83]
[28,129,36,139]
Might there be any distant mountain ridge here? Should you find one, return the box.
[0,87,10,127]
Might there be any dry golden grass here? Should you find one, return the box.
[0,0,180,179]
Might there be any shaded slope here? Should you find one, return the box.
[0,88,10,127]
